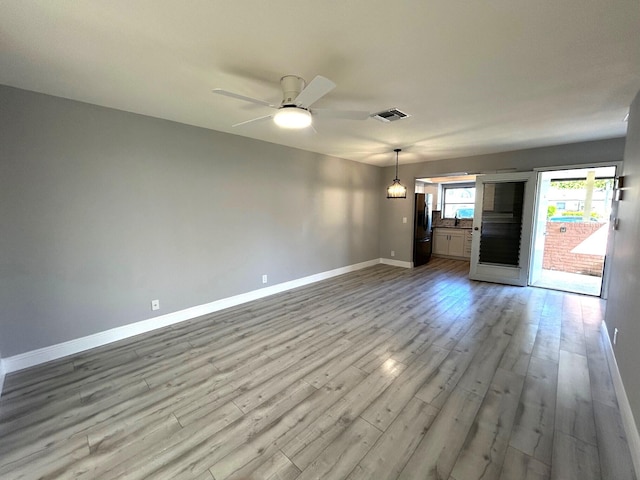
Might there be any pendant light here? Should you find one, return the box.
[387,148,407,199]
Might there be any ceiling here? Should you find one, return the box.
[1,1,639,167]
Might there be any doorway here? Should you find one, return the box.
[528,166,616,296]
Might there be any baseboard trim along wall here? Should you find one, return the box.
[0,359,5,399]
[380,258,413,268]
[2,258,401,375]
[601,321,640,477]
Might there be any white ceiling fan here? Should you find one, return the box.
[212,75,370,129]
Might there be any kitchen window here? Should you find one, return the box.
[442,183,476,219]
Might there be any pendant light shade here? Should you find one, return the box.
[387,149,407,199]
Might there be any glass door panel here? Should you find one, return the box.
[478,181,525,266]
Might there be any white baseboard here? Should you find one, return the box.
[601,321,640,477]
[2,258,383,374]
[380,258,413,268]
[0,358,5,398]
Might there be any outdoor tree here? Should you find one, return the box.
[551,179,614,190]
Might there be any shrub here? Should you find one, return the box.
[561,211,601,220]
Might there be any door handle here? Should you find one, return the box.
[474,227,479,231]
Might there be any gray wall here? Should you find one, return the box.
[0,86,381,357]
[604,89,640,433]
[379,138,626,261]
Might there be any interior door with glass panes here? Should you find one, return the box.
[469,172,536,286]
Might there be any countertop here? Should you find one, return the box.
[433,226,473,230]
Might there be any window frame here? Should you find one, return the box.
[441,182,477,219]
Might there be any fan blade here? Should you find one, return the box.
[212,89,276,108]
[312,109,370,120]
[232,114,273,127]
[294,75,336,108]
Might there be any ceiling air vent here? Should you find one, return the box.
[371,108,411,123]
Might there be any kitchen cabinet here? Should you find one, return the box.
[433,228,470,259]
[464,230,473,257]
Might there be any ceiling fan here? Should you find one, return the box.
[212,75,370,129]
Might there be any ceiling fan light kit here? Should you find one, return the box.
[273,106,312,129]
[387,148,407,199]
[213,74,370,130]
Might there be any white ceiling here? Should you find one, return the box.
[1,1,639,167]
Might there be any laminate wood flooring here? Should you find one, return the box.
[0,258,636,480]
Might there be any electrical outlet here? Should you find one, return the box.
[262,274,268,284]
[391,250,395,257]
[402,217,407,224]
[151,299,160,311]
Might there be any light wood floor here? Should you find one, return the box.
[0,258,636,480]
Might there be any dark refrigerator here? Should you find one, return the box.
[413,193,433,266]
